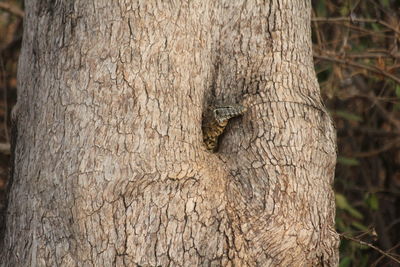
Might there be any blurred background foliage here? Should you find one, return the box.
[0,0,22,236]
[312,0,400,266]
[0,0,399,266]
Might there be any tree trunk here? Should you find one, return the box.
[1,1,339,266]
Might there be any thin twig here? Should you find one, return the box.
[340,233,400,264]
[371,243,400,267]
[312,17,400,35]
[313,54,400,85]
[311,9,324,49]
[340,53,394,59]
[366,92,400,131]
[0,2,24,18]
[352,138,400,158]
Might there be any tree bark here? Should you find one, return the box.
[1,0,339,266]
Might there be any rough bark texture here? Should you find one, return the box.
[1,0,339,266]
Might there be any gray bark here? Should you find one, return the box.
[1,0,339,266]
